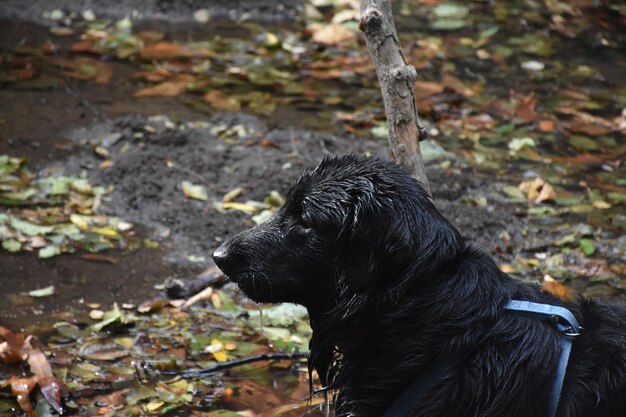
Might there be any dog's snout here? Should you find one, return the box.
[212,243,232,271]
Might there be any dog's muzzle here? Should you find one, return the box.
[212,242,236,279]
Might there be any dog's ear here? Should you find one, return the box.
[336,187,416,294]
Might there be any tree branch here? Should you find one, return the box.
[359,0,431,194]
[160,352,308,378]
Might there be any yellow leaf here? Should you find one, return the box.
[69,214,89,229]
[499,263,516,273]
[213,350,228,362]
[90,227,120,238]
[535,182,556,203]
[181,181,208,201]
[145,401,164,411]
[222,187,244,203]
[592,200,611,209]
[222,202,258,213]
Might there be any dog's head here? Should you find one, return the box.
[213,154,462,308]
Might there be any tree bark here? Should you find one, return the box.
[359,0,431,194]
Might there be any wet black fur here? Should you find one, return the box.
[213,154,626,417]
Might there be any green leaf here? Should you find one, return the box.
[421,140,451,161]
[569,135,598,151]
[10,217,54,236]
[431,19,467,30]
[260,304,308,327]
[432,3,469,18]
[2,239,21,252]
[579,239,596,256]
[28,285,55,297]
[479,26,499,39]
[91,303,128,332]
[508,137,535,153]
[501,185,526,202]
[39,245,61,258]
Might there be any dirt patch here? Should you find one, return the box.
[63,113,527,268]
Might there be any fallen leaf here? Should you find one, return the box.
[414,80,445,99]
[203,90,241,112]
[139,42,192,60]
[538,119,555,132]
[519,178,556,203]
[536,183,557,203]
[512,91,539,121]
[311,23,356,46]
[27,346,63,413]
[579,238,596,256]
[0,327,28,363]
[28,286,55,297]
[222,202,259,213]
[442,73,475,97]
[181,181,208,201]
[38,245,61,259]
[10,376,37,417]
[223,187,244,203]
[541,275,572,300]
[81,254,118,264]
[134,80,187,97]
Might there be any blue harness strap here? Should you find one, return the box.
[503,300,580,417]
[382,299,580,417]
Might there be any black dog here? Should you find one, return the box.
[213,154,626,417]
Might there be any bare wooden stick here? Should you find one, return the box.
[359,0,431,194]
[161,352,308,378]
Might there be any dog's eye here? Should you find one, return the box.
[290,222,311,238]
[300,218,311,230]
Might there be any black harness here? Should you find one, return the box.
[382,299,581,417]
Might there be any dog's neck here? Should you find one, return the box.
[308,244,518,417]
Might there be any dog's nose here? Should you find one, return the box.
[212,243,231,271]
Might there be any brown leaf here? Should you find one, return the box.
[37,375,63,414]
[0,327,28,363]
[511,91,539,121]
[61,57,113,84]
[260,139,280,149]
[414,81,445,100]
[566,118,613,136]
[538,119,555,132]
[133,69,173,82]
[542,275,572,301]
[311,23,356,46]
[70,39,95,53]
[10,376,37,417]
[80,254,118,264]
[442,73,475,97]
[553,153,616,165]
[134,80,187,97]
[139,41,192,60]
[203,90,241,112]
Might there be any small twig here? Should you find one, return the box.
[161,352,308,378]
[359,0,431,194]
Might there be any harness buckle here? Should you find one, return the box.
[563,326,582,337]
